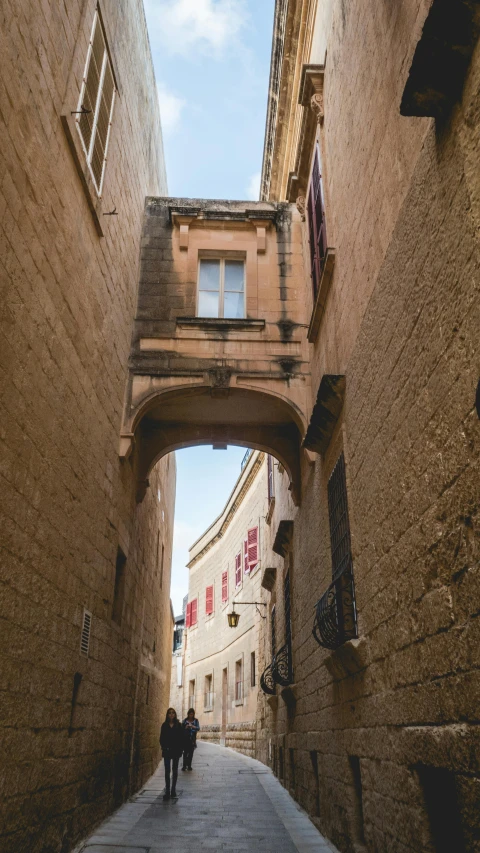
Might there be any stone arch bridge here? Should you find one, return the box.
[119,198,344,503]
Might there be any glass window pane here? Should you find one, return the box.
[198,290,220,318]
[224,260,244,292]
[199,260,220,291]
[224,290,244,319]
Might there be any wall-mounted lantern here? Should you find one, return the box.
[227,601,266,628]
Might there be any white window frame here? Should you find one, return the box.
[196,257,246,319]
[76,10,116,196]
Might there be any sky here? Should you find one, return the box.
[142,0,275,612]
[143,0,275,200]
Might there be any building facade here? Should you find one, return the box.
[256,2,480,852]
[0,3,174,852]
[170,606,186,717]
[123,2,480,851]
[182,451,271,757]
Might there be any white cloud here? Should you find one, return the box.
[246,171,261,201]
[145,0,248,56]
[157,82,185,133]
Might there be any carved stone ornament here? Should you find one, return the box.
[310,92,324,124]
[296,194,306,220]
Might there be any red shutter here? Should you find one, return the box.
[235,552,242,587]
[191,598,197,626]
[247,527,259,570]
[243,538,249,574]
[186,602,192,628]
[222,571,228,603]
[206,585,214,615]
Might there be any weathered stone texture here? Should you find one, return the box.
[0,2,173,851]
[258,1,480,851]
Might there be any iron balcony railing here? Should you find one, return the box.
[272,643,293,687]
[260,643,294,695]
[260,661,276,695]
[312,562,357,650]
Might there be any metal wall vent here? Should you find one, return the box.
[80,609,92,656]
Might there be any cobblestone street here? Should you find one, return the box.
[75,743,336,853]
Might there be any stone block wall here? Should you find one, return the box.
[0,2,173,851]
[200,723,256,759]
[259,1,480,851]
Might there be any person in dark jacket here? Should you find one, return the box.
[159,707,183,799]
[182,707,200,771]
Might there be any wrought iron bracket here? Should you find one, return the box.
[312,564,358,650]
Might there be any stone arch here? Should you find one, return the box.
[121,384,305,505]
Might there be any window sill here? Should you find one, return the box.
[176,317,265,332]
[60,111,108,238]
[307,248,336,343]
[235,699,244,706]
[203,706,213,712]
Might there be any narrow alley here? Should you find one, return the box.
[75,742,334,853]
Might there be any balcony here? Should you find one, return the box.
[260,643,294,696]
[312,563,357,650]
[260,662,276,696]
[272,643,293,687]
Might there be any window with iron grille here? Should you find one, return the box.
[307,146,328,299]
[235,659,243,702]
[271,605,276,657]
[284,570,292,649]
[327,453,353,581]
[76,10,116,195]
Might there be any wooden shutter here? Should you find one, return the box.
[185,602,192,628]
[267,455,274,502]
[191,598,197,626]
[307,147,328,298]
[206,585,214,615]
[235,552,242,587]
[91,58,115,190]
[243,538,249,574]
[247,527,259,570]
[77,12,116,193]
[78,15,104,152]
[221,571,228,602]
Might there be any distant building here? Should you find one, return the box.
[170,609,186,717]
[182,451,271,757]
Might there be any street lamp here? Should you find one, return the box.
[227,604,240,628]
[227,601,267,627]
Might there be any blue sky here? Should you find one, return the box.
[144,0,274,200]
[142,0,275,611]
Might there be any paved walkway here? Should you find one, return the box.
[74,742,338,853]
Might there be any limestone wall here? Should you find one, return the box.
[260,2,480,851]
[0,2,173,851]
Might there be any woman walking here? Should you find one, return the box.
[182,707,200,771]
[159,708,183,799]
